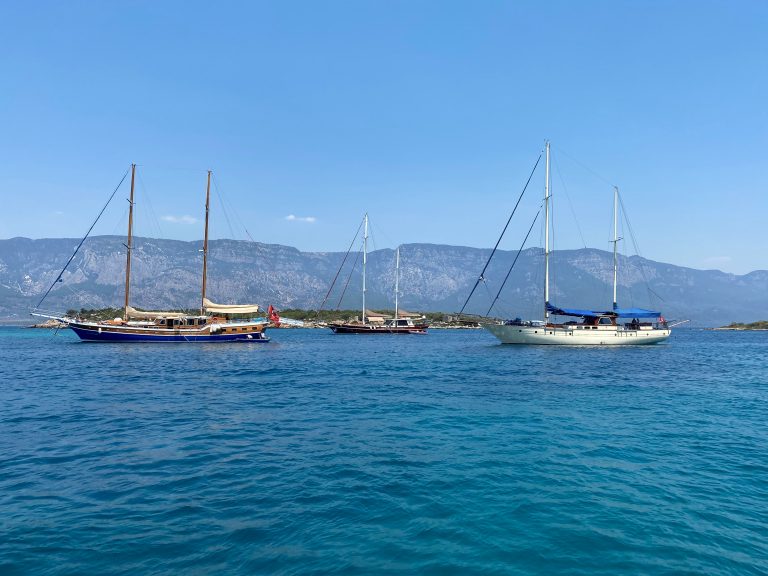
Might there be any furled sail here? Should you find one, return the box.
[126,306,187,319]
[203,298,261,315]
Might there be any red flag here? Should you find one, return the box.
[268,305,281,327]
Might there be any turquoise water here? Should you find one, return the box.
[1,327,766,575]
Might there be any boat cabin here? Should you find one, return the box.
[154,316,208,327]
[384,318,417,328]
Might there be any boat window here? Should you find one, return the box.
[599,317,613,325]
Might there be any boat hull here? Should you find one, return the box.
[329,324,428,335]
[67,322,270,343]
[484,324,670,345]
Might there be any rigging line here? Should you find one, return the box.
[617,191,664,304]
[368,218,378,254]
[616,193,646,304]
[62,279,88,301]
[369,216,396,251]
[549,172,556,302]
[494,279,524,318]
[486,208,541,317]
[317,215,365,312]
[552,154,587,248]
[481,279,496,311]
[336,246,362,311]
[111,203,129,236]
[458,152,542,315]
[211,174,237,240]
[128,163,209,175]
[599,198,615,307]
[136,170,164,239]
[617,215,634,308]
[213,174,257,242]
[35,167,131,309]
[551,144,614,188]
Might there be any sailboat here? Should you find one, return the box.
[33,165,270,342]
[329,215,429,334]
[483,142,671,345]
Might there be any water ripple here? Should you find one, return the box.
[1,327,767,574]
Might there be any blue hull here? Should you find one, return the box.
[69,325,270,343]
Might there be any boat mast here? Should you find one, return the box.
[395,246,400,321]
[123,163,136,321]
[201,170,211,314]
[544,141,550,322]
[362,213,368,324]
[612,186,619,310]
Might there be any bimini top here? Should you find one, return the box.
[546,303,661,319]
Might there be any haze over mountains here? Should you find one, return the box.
[1,236,766,327]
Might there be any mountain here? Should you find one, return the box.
[1,236,766,327]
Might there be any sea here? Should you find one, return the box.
[0,326,766,575]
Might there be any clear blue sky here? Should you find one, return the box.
[1,1,766,274]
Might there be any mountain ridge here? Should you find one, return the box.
[1,236,766,327]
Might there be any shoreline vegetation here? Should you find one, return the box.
[25,307,483,329]
[714,321,768,331]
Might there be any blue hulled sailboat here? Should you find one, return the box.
[33,165,270,343]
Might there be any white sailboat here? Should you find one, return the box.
[484,142,671,345]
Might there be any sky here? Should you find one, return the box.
[1,0,766,274]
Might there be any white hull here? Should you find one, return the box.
[484,323,670,345]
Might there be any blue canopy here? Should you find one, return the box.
[612,307,661,319]
[546,303,604,317]
[547,303,661,319]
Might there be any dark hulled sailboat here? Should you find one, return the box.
[35,165,270,343]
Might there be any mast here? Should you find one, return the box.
[362,213,368,324]
[612,186,619,310]
[123,163,136,321]
[201,170,211,314]
[394,246,400,321]
[544,141,550,322]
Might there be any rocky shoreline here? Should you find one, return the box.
[28,319,67,328]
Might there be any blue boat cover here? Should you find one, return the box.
[546,304,602,317]
[547,303,661,318]
[612,307,662,318]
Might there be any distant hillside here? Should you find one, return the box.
[1,236,766,327]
